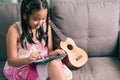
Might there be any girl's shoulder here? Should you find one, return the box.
[8,23,18,33]
[8,22,20,34]
[7,22,21,39]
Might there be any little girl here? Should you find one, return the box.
[3,0,72,80]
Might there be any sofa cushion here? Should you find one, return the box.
[50,0,119,57]
[0,3,20,61]
[72,57,120,80]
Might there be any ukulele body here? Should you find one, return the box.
[60,37,88,69]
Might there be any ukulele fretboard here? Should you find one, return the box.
[49,21,66,41]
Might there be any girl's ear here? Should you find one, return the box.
[23,13,27,20]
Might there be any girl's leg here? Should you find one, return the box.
[48,60,67,80]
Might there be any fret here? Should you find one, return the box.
[49,21,66,41]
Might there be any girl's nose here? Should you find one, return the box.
[39,20,43,25]
[39,20,45,25]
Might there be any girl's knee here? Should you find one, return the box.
[48,60,62,68]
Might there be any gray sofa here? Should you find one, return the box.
[0,0,120,80]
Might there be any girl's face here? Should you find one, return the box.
[28,9,48,29]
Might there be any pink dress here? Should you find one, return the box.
[3,21,72,80]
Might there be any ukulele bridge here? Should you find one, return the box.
[76,55,82,61]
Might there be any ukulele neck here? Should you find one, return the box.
[49,21,66,41]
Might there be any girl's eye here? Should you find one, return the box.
[42,18,45,20]
[33,18,39,21]
[33,17,46,21]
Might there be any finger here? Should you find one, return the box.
[32,53,40,60]
[61,50,66,53]
[37,55,42,59]
[55,49,61,54]
[38,52,43,59]
[29,57,36,62]
[58,49,65,53]
[58,50,65,54]
[38,52,41,54]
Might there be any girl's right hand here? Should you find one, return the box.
[28,52,42,63]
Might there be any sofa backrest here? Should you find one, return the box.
[0,0,119,61]
[0,3,20,61]
[50,0,119,57]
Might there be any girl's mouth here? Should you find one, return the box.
[34,25,41,28]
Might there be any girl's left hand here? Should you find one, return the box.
[54,49,65,55]
[49,49,66,60]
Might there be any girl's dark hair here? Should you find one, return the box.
[20,0,49,48]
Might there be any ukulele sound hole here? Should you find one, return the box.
[76,55,82,61]
[67,44,73,50]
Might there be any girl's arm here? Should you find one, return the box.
[6,24,31,67]
[47,25,53,51]
[47,25,65,56]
